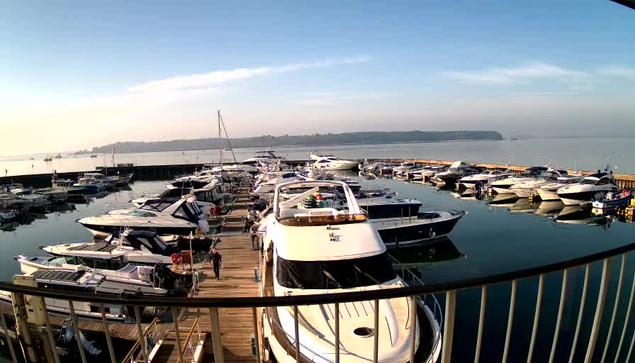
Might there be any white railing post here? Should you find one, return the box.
[99,304,116,363]
[410,296,417,363]
[69,301,88,363]
[335,303,340,363]
[614,271,635,363]
[601,253,627,363]
[569,264,590,363]
[134,306,149,363]
[474,286,487,363]
[374,299,380,363]
[252,307,261,363]
[584,258,612,363]
[527,275,544,363]
[0,313,18,363]
[294,305,301,362]
[209,307,225,363]
[441,290,457,363]
[502,280,518,363]
[549,269,569,363]
[172,307,184,363]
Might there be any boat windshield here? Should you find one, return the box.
[64,255,128,270]
[129,210,157,217]
[276,252,396,289]
[581,178,599,185]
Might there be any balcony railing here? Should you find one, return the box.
[1,241,635,362]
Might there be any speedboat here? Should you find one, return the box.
[510,169,569,198]
[557,173,619,206]
[132,183,226,217]
[73,176,104,193]
[392,161,418,177]
[312,155,359,171]
[77,196,209,236]
[457,169,512,190]
[40,230,178,266]
[433,161,476,187]
[490,166,548,194]
[372,210,464,248]
[241,150,286,166]
[592,190,632,212]
[536,175,584,201]
[260,180,442,363]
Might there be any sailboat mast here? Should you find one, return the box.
[219,112,237,163]
[218,110,223,168]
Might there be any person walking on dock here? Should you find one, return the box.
[211,248,223,280]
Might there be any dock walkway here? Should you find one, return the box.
[154,186,261,363]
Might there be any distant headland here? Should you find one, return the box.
[79,130,503,154]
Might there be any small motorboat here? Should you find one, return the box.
[592,190,632,211]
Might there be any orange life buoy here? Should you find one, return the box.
[171,253,182,264]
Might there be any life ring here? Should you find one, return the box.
[210,206,216,215]
[171,253,182,264]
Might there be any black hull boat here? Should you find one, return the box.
[374,211,464,248]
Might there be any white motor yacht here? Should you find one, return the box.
[510,169,569,198]
[77,196,209,236]
[242,150,286,166]
[536,175,584,201]
[260,180,441,363]
[40,230,178,266]
[311,155,359,171]
[557,173,620,206]
[457,169,513,190]
[490,166,548,194]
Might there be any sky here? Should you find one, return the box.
[1,0,634,156]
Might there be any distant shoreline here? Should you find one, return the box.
[80,130,504,154]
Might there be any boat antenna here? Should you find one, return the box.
[218,111,237,163]
[217,110,223,169]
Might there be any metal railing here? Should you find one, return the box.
[1,242,635,362]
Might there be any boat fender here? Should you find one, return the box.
[429,228,436,238]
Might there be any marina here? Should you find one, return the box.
[1,148,635,362]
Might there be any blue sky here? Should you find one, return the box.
[1,0,634,155]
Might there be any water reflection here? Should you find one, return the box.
[389,237,465,269]
[535,201,564,217]
[556,205,611,226]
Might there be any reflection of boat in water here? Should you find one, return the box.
[556,206,609,226]
[389,237,465,269]
[488,193,518,207]
[535,201,564,217]
[509,198,539,214]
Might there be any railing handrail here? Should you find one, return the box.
[2,241,634,307]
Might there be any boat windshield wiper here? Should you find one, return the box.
[353,264,380,285]
[322,270,342,289]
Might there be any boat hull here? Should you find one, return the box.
[79,222,198,237]
[374,213,462,249]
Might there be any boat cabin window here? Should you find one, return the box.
[596,178,609,185]
[66,256,127,270]
[276,252,397,289]
[581,178,599,185]
[129,210,157,218]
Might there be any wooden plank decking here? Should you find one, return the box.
[157,186,261,363]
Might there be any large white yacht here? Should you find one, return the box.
[241,150,286,166]
[509,169,569,198]
[40,230,178,265]
[557,173,620,206]
[260,180,441,363]
[536,175,583,201]
[490,166,548,194]
[77,196,209,236]
[311,154,359,171]
[457,169,513,190]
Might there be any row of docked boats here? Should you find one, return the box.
[363,160,629,208]
[2,167,248,324]
[52,171,134,194]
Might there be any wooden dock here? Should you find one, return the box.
[152,186,261,363]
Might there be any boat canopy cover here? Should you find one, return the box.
[32,269,85,282]
[124,230,176,254]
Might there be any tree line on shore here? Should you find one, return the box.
[83,130,503,154]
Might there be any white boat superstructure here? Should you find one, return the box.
[77,196,210,236]
[490,166,549,194]
[40,230,177,266]
[458,169,513,190]
[260,180,441,363]
[536,175,584,201]
[510,169,569,198]
[311,155,359,171]
[557,173,620,206]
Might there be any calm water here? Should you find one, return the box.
[1,175,635,362]
[2,137,635,177]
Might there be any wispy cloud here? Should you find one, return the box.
[294,91,393,107]
[597,66,635,78]
[128,56,372,94]
[444,62,589,85]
